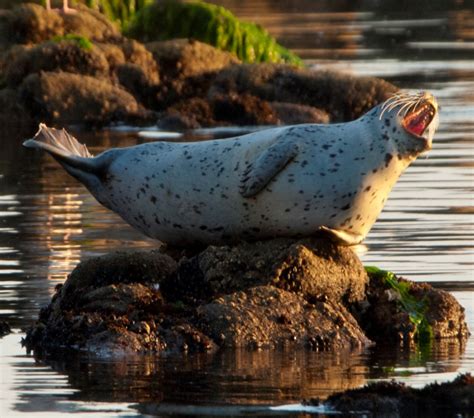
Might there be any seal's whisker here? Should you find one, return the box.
[380,91,428,119]
[397,100,416,116]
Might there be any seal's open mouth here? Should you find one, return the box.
[402,102,436,137]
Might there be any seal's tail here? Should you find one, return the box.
[23,124,99,173]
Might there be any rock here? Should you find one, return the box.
[23,239,469,356]
[4,40,110,87]
[197,286,370,349]
[312,373,474,417]
[210,63,398,122]
[159,94,330,128]
[0,3,120,47]
[212,93,279,125]
[61,4,121,43]
[358,274,470,344]
[0,88,35,133]
[269,101,330,124]
[19,71,153,125]
[116,62,160,106]
[0,320,11,337]
[159,97,214,129]
[161,238,368,305]
[0,3,64,46]
[146,38,239,80]
[60,250,177,309]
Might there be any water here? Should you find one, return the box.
[0,1,473,416]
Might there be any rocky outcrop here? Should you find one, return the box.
[24,238,469,356]
[0,3,397,131]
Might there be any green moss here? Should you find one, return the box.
[125,0,303,66]
[365,266,434,343]
[51,33,93,50]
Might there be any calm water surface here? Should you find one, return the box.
[0,1,473,416]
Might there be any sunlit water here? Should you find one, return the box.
[0,1,473,416]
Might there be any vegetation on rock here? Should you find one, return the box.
[51,33,93,50]
[84,0,152,29]
[126,0,303,65]
[365,266,434,343]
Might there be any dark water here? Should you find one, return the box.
[0,1,473,416]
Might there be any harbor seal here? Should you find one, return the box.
[23,91,439,246]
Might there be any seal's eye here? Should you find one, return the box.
[402,102,436,137]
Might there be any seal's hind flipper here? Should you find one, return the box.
[23,124,104,175]
[240,139,299,198]
[319,226,364,246]
[23,123,93,159]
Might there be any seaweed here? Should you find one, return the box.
[51,33,93,50]
[125,0,303,66]
[365,266,434,343]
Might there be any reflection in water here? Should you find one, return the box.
[0,1,472,416]
[9,339,469,408]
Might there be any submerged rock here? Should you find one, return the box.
[24,238,469,356]
[0,320,11,338]
[310,373,474,417]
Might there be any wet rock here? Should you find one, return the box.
[0,88,35,133]
[269,101,330,124]
[146,38,239,80]
[159,94,330,129]
[310,373,474,417]
[24,239,469,356]
[212,93,279,125]
[60,250,177,306]
[356,273,470,345]
[210,63,398,121]
[19,71,153,125]
[161,238,368,305]
[197,286,370,349]
[159,97,215,129]
[0,320,11,337]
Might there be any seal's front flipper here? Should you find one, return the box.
[319,226,364,246]
[239,139,298,198]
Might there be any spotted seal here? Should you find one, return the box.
[23,91,439,245]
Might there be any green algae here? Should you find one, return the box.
[365,266,434,343]
[85,0,152,30]
[125,0,303,65]
[51,33,93,50]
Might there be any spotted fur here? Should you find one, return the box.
[24,92,439,245]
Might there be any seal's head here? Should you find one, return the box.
[377,91,439,159]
